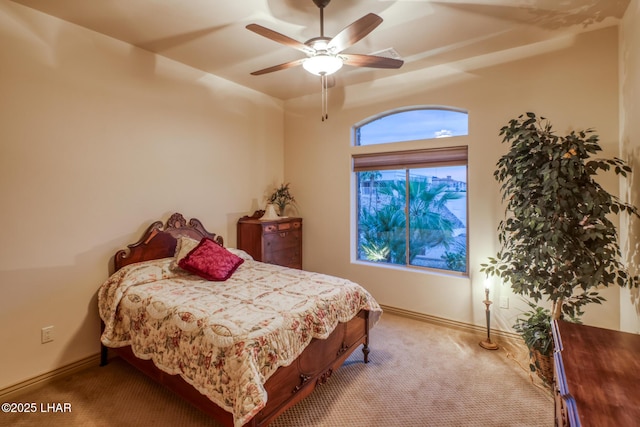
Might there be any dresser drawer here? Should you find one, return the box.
[263,221,302,234]
[264,248,301,268]
[263,230,301,251]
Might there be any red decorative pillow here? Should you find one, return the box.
[178,238,244,281]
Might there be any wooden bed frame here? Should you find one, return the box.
[100,213,373,427]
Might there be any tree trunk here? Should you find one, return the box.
[551,298,564,320]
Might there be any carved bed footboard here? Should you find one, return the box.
[103,310,370,427]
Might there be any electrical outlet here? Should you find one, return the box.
[499,296,509,309]
[41,326,54,343]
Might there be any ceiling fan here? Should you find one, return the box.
[247,0,404,120]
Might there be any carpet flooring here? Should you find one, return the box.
[0,313,553,426]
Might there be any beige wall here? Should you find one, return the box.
[0,2,284,390]
[620,0,640,333]
[284,25,623,333]
[1,0,637,393]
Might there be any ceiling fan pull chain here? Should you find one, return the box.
[321,74,326,121]
[325,75,329,120]
[321,75,324,121]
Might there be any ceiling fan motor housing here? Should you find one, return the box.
[306,37,332,53]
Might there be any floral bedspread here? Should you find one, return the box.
[98,255,381,427]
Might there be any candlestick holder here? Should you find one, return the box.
[480,287,499,350]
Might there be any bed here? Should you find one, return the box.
[98,213,381,427]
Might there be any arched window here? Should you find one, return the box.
[352,107,468,274]
[355,107,468,146]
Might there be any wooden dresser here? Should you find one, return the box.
[237,211,302,269]
[552,319,640,427]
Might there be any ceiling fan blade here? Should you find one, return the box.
[250,58,306,76]
[341,53,404,69]
[327,13,383,53]
[246,24,313,54]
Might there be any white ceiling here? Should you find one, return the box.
[9,0,629,100]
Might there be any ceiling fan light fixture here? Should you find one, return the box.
[303,54,343,76]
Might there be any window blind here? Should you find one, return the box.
[352,146,468,171]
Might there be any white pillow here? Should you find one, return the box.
[171,236,200,270]
[226,247,254,261]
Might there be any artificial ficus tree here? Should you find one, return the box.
[481,112,639,322]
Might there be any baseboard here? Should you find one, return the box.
[380,304,520,341]
[0,353,101,400]
[0,308,520,400]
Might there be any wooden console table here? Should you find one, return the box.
[552,319,640,427]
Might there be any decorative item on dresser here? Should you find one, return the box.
[267,182,296,216]
[237,210,302,269]
[551,319,640,427]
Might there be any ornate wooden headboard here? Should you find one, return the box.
[112,212,223,273]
